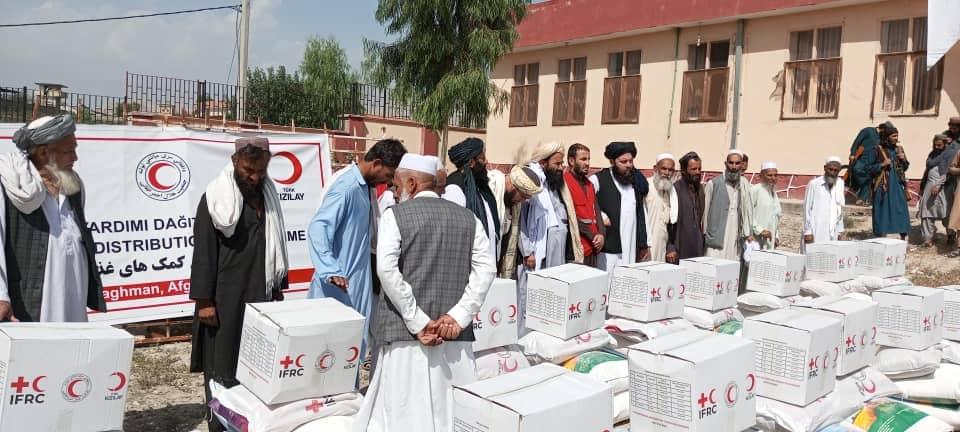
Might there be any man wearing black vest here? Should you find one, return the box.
[590,141,650,271]
[357,153,496,432]
[0,114,105,322]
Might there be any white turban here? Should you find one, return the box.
[399,154,438,176]
[530,141,564,163]
[656,153,675,164]
[12,114,76,151]
[727,149,744,157]
[825,156,843,165]
[760,162,777,171]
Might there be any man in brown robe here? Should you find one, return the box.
[668,152,706,261]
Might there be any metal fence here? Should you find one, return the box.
[346,83,486,129]
[124,73,243,122]
[0,86,125,125]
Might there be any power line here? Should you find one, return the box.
[226,8,241,85]
[0,5,241,28]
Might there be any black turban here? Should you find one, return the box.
[679,151,701,170]
[604,141,637,160]
[448,137,485,167]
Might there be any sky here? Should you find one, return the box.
[0,0,389,96]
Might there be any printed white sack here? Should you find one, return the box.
[683,306,743,329]
[738,292,810,313]
[894,363,960,405]
[614,391,629,424]
[851,399,952,432]
[561,351,629,394]
[941,339,960,365]
[292,416,353,432]
[475,345,531,380]
[876,347,942,379]
[901,401,960,430]
[211,383,362,432]
[517,328,613,364]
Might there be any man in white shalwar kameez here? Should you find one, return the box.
[356,154,495,432]
[646,153,679,263]
[520,142,568,271]
[751,162,782,250]
[803,157,846,252]
[703,150,755,261]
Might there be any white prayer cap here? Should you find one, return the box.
[656,153,675,163]
[825,156,843,165]
[760,162,777,171]
[727,149,743,157]
[398,154,438,176]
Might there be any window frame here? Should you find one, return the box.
[870,17,943,118]
[508,62,540,127]
[602,50,643,124]
[780,26,845,120]
[553,56,588,126]
[680,40,731,123]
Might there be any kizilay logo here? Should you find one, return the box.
[135,152,191,201]
[60,374,92,403]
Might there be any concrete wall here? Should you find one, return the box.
[487,0,958,179]
[340,115,485,163]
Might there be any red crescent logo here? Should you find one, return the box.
[490,309,501,324]
[587,299,596,312]
[823,354,829,369]
[67,379,83,398]
[147,162,175,191]
[872,326,877,341]
[347,347,360,363]
[295,354,305,368]
[508,305,517,318]
[577,333,592,343]
[666,287,674,299]
[502,359,519,372]
[475,312,481,322]
[601,294,608,305]
[862,379,877,394]
[576,301,582,312]
[833,347,840,364]
[708,389,716,404]
[32,376,45,392]
[860,334,867,346]
[726,385,736,404]
[318,353,333,369]
[108,372,126,392]
[746,374,756,392]
[273,151,303,185]
[680,284,686,295]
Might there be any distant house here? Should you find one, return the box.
[35,82,67,109]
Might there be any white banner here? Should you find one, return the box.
[0,124,332,324]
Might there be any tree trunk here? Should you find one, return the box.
[439,125,450,166]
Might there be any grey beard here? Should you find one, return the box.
[824,175,837,187]
[654,176,673,193]
[46,162,82,196]
[725,170,740,183]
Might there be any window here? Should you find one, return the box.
[873,17,943,116]
[782,26,843,119]
[681,41,730,122]
[509,63,539,127]
[602,50,642,124]
[553,57,587,126]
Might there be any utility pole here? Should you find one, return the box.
[238,0,250,122]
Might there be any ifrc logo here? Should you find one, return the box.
[845,336,857,354]
[473,312,483,330]
[316,350,336,373]
[568,302,582,320]
[344,346,361,371]
[649,287,662,303]
[60,374,91,403]
[785,271,792,282]
[105,371,127,401]
[885,256,893,266]
[723,381,739,408]
[8,375,46,405]
[715,281,724,295]
[808,356,820,378]
[923,316,933,332]
[697,389,718,418]
[279,354,306,378]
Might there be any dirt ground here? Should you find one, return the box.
[124,201,960,431]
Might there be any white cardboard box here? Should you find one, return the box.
[628,329,756,432]
[746,250,805,296]
[473,278,519,352]
[236,298,365,405]
[679,257,740,311]
[871,286,944,350]
[742,309,843,406]
[792,296,879,376]
[804,241,860,282]
[0,323,134,432]
[942,286,960,342]
[609,261,686,322]
[452,363,612,432]
[525,263,609,340]
[858,238,907,278]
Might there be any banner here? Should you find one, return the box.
[0,124,332,324]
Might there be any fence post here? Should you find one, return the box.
[350,82,359,115]
[380,86,387,118]
[21,86,27,123]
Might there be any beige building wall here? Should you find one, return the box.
[486,0,958,178]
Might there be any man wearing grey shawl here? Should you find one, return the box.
[0,114,105,322]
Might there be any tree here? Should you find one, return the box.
[300,36,360,129]
[246,66,310,127]
[364,0,528,162]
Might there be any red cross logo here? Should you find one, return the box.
[924,317,931,326]
[10,376,29,393]
[846,336,855,347]
[697,392,709,408]
[568,304,577,313]
[305,400,324,413]
[808,357,817,370]
[650,288,660,297]
[838,258,844,265]
[715,282,722,289]
[280,355,295,369]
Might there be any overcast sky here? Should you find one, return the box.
[0,0,388,95]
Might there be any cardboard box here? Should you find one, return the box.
[746,250,805,296]
[628,329,756,432]
[871,286,944,350]
[236,298,365,405]
[942,286,960,342]
[608,261,686,322]
[452,363,612,432]
[473,278,519,352]
[792,296,879,376]
[804,241,859,282]
[0,323,134,432]
[679,257,740,311]
[742,309,843,405]
[858,238,907,278]
[525,264,609,340]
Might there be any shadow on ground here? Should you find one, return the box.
[125,403,207,432]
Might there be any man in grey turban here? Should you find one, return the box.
[0,114,105,322]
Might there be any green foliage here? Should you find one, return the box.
[364,0,529,135]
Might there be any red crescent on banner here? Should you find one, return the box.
[726,385,736,404]
[708,389,716,404]
[32,376,45,392]
[148,162,175,191]
[508,305,517,318]
[108,372,126,392]
[273,151,303,185]
[502,359,519,372]
[295,354,305,368]
[319,354,333,369]
[67,379,83,398]
[862,379,876,394]
[490,309,501,324]
[746,374,756,392]
[347,347,360,363]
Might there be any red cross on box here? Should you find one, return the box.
[280,355,295,369]
[697,392,708,408]
[9,376,28,393]
[568,304,576,313]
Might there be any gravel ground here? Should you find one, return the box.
[125,201,960,431]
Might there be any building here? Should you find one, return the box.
[34,82,68,110]
[485,0,958,196]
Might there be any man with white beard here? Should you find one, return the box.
[646,154,678,263]
[0,114,105,322]
[802,157,846,252]
[751,162,782,250]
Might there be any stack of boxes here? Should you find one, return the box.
[679,257,740,329]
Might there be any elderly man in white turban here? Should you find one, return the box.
[646,153,679,263]
[0,114,105,323]
[492,166,543,279]
[803,156,846,252]
[751,162,782,250]
[520,141,576,272]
